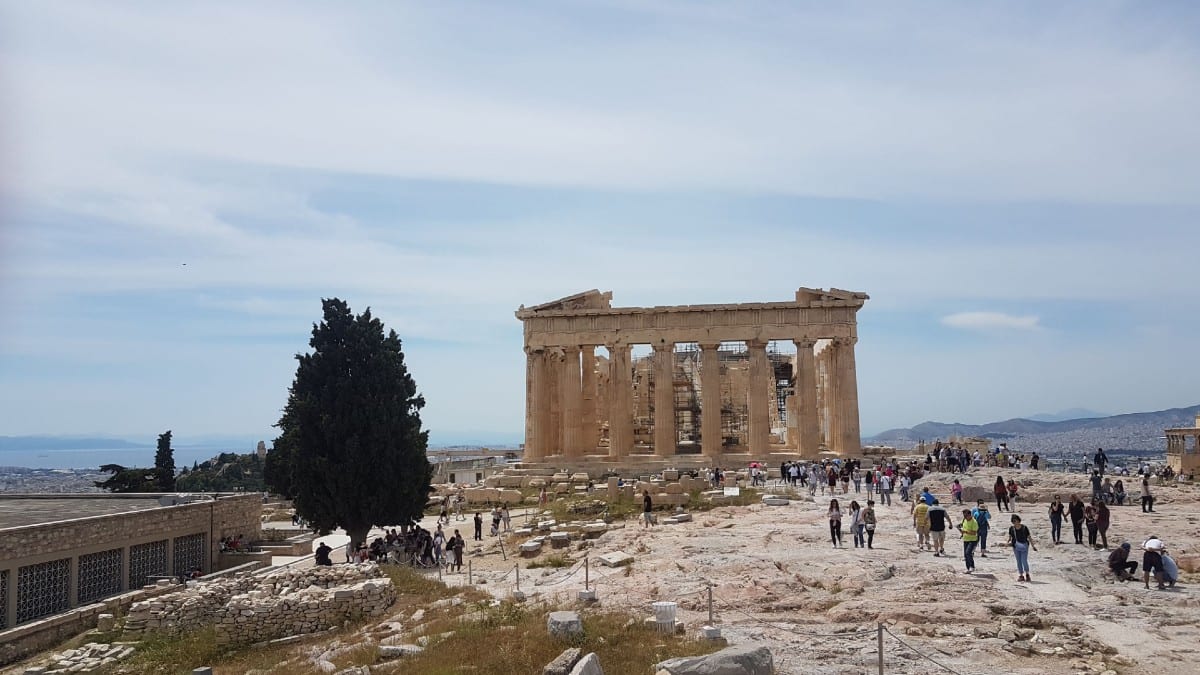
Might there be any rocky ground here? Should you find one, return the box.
[456,468,1200,674]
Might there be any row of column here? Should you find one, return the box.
[524,338,861,461]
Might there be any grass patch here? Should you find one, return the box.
[393,609,720,675]
[526,553,573,569]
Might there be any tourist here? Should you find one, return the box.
[951,479,963,505]
[849,500,865,548]
[1068,494,1085,545]
[642,490,654,528]
[1108,543,1137,581]
[501,506,511,532]
[1094,447,1109,475]
[451,530,465,572]
[928,499,948,556]
[538,487,547,506]
[913,497,931,551]
[491,507,502,536]
[1031,452,1040,470]
[1006,479,1020,506]
[1048,496,1065,545]
[828,498,844,548]
[439,497,449,525]
[1161,549,1179,588]
[973,500,992,557]
[841,468,851,495]
[314,541,333,567]
[1006,514,1037,582]
[473,512,483,541]
[958,509,979,574]
[852,467,862,494]
[994,476,1009,512]
[898,474,911,502]
[1084,499,1099,548]
[1113,479,1126,506]
[878,473,893,506]
[1142,536,1166,590]
[1095,501,1111,549]
[1141,476,1154,513]
[433,526,446,565]
[862,500,877,549]
[1090,471,1103,503]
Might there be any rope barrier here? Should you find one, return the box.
[882,627,967,675]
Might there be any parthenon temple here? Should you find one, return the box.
[516,288,868,468]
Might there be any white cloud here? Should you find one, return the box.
[941,312,1041,331]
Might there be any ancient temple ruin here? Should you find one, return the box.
[516,288,868,466]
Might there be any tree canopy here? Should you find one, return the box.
[94,463,157,492]
[154,430,176,491]
[267,298,432,549]
[176,452,265,492]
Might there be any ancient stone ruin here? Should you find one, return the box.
[517,288,869,468]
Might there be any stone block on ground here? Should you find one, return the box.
[657,644,774,675]
[550,532,571,548]
[570,473,591,483]
[378,644,424,659]
[569,652,605,675]
[662,470,680,481]
[544,647,583,675]
[96,613,116,631]
[548,611,583,639]
[520,541,543,556]
[597,551,633,567]
[665,483,684,494]
[761,496,790,506]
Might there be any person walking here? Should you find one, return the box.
[928,499,948,556]
[913,498,931,551]
[642,490,655,528]
[1048,496,1065,544]
[850,500,865,548]
[1007,514,1037,582]
[878,473,893,506]
[1141,477,1154,513]
[1068,494,1085,545]
[994,476,1010,512]
[450,530,464,572]
[1095,501,1111,549]
[828,499,844,548]
[973,500,992,557]
[958,509,980,573]
[862,500,877,549]
[1084,500,1099,548]
[951,479,964,505]
[473,512,483,541]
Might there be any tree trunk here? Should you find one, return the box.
[347,525,370,560]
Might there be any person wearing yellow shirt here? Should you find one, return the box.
[958,509,980,574]
[913,501,931,551]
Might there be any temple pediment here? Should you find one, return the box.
[519,289,613,315]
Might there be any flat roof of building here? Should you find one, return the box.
[0,496,165,530]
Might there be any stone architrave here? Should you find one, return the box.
[747,340,770,456]
[607,343,633,459]
[699,343,722,458]
[515,288,868,461]
[653,342,676,457]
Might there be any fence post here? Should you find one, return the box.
[515,563,520,592]
[877,623,884,675]
[585,554,589,591]
[707,584,714,624]
[468,560,473,585]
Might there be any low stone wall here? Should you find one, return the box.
[123,563,395,646]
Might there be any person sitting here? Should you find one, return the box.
[315,542,333,567]
[1107,543,1137,581]
[1113,480,1126,506]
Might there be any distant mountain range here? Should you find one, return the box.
[869,404,1200,453]
[0,436,150,451]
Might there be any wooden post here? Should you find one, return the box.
[584,555,590,591]
[877,623,884,674]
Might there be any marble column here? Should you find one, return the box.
[835,337,862,456]
[561,345,583,458]
[819,345,838,451]
[547,349,563,455]
[699,342,723,459]
[525,349,544,461]
[747,340,770,456]
[580,346,598,454]
[607,343,634,459]
[653,342,676,457]
[793,339,820,458]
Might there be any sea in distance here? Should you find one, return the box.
[0,446,247,471]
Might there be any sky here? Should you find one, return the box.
[1,1,1199,448]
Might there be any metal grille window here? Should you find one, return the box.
[172,533,206,578]
[0,569,8,629]
[129,540,167,589]
[78,548,123,604]
[17,558,70,624]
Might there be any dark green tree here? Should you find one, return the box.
[94,464,156,492]
[154,430,176,491]
[268,298,432,550]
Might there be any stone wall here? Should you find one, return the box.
[124,563,395,646]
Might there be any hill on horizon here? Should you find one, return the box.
[869,404,1200,451]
